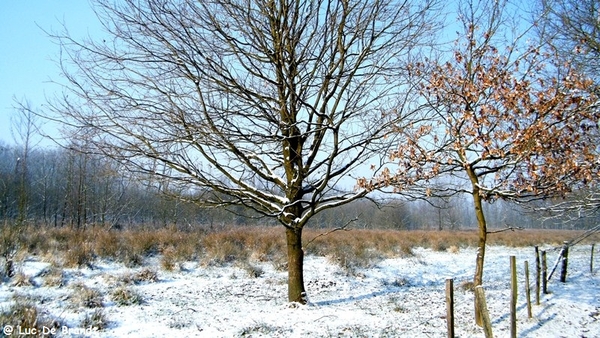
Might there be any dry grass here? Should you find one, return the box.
[0,224,597,274]
[447,245,460,254]
[135,268,159,283]
[117,268,159,285]
[160,246,178,271]
[91,229,120,258]
[0,299,39,330]
[0,226,21,279]
[81,308,108,331]
[111,286,143,306]
[0,223,593,334]
[64,242,95,268]
[69,282,103,309]
[11,271,34,287]
[236,261,265,278]
[41,265,65,287]
[0,294,60,334]
[201,229,251,265]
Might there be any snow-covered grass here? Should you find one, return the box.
[0,229,599,337]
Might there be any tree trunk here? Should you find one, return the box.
[472,186,488,326]
[286,226,306,304]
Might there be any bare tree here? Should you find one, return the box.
[46,0,441,303]
[11,101,43,225]
[0,142,15,220]
[537,0,600,85]
[531,190,600,226]
[362,0,599,324]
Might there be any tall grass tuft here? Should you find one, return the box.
[111,286,143,306]
[69,282,103,308]
[0,295,60,334]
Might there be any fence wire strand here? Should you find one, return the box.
[567,223,600,247]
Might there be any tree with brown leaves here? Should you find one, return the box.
[361,0,599,325]
[530,0,600,219]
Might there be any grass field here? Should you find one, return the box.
[0,224,598,336]
[1,224,596,274]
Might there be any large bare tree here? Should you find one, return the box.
[47,0,440,303]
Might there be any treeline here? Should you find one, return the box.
[311,196,599,230]
[0,143,595,230]
[0,143,208,228]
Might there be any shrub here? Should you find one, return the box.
[0,299,38,329]
[0,226,21,278]
[160,246,177,271]
[81,309,108,331]
[111,286,143,306]
[92,228,120,258]
[118,267,159,285]
[41,266,66,287]
[64,242,95,268]
[0,295,60,334]
[201,231,249,266]
[119,248,144,268]
[135,268,159,283]
[239,262,264,278]
[70,283,103,308]
[11,272,34,287]
[447,245,460,253]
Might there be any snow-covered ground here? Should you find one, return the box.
[2,244,599,337]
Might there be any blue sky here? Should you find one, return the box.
[0,1,101,146]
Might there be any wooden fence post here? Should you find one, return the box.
[560,241,569,283]
[446,278,454,338]
[542,250,548,294]
[535,246,540,305]
[524,261,532,319]
[475,286,494,338]
[591,244,595,275]
[510,256,517,338]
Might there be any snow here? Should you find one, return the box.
[2,245,599,337]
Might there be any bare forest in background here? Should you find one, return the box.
[1,142,597,231]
